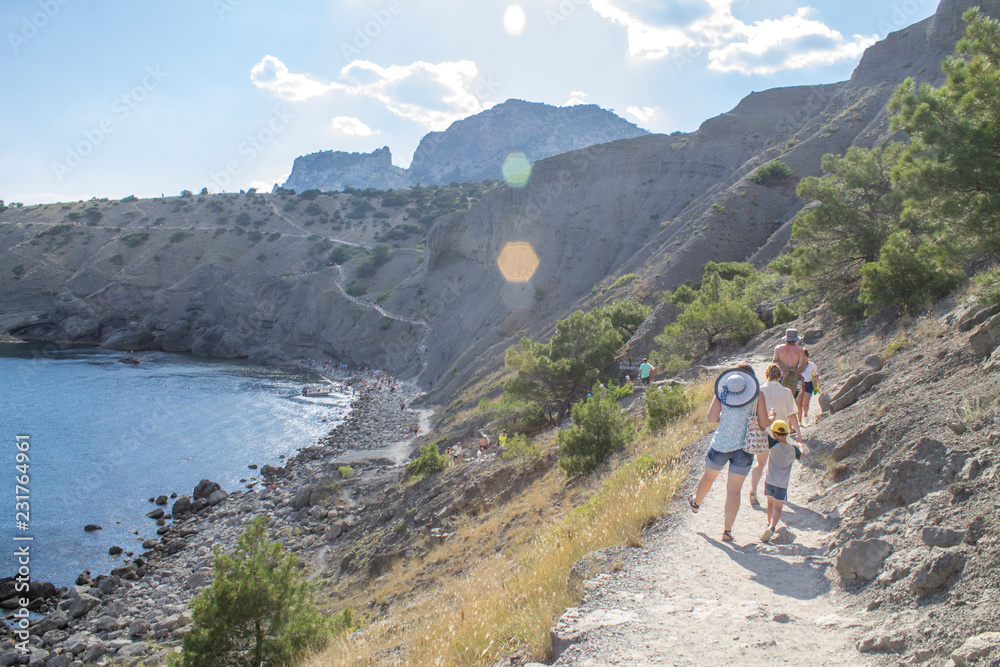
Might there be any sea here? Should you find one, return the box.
[0,343,351,587]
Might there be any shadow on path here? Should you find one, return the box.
[699,532,832,600]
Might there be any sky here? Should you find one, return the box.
[0,0,940,205]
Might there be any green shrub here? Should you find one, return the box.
[379,223,421,241]
[345,282,366,297]
[235,212,251,226]
[375,290,391,303]
[606,273,637,291]
[558,392,635,476]
[338,465,355,479]
[169,230,193,243]
[304,202,322,216]
[299,189,321,200]
[749,160,795,186]
[478,396,548,434]
[605,381,634,401]
[247,230,263,243]
[83,206,103,225]
[121,231,150,248]
[109,253,124,266]
[378,317,392,331]
[177,516,330,666]
[12,264,25,278]
[407,442,448,479]
[772,301,797,326]
[500,432,542,466]
[328,245,360,265]
[355,243,392,278]
[972,266,1000,307]
[645,384,693,431]
[859,232,963,315]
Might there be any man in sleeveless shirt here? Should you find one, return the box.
[773,329,807,397]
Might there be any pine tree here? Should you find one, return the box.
[178,516,330,667]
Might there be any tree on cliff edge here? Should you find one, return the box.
[178,516,330,667]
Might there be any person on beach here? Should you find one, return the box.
[399,398,405,412]
[639,358,654,386]
[687,364,769,542]
[749,364,802,505]
[760,419,806,543]
[797,349,820,426]
[773,328,807,395]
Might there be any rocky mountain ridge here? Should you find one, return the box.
[279,99,648,192]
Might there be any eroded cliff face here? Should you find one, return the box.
[0,198,424,376]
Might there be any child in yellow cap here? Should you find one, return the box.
[761,419,806,543]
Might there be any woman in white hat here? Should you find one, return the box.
[687,364,770,542]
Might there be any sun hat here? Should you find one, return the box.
[714,367,759,408]
[770,419,790,435]
[783,328,799,342]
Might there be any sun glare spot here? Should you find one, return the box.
[504,5,526,36]
[502,152,532,188]
[497,242,539,283]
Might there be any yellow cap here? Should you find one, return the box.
[770,419,789,435]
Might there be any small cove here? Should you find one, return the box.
[0,343,351,586]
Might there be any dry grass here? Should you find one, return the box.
[305,383,714,666]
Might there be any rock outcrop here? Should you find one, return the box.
[280,100,649,193]
[281,147,408,193]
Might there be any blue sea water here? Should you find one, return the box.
[0,344,350,586]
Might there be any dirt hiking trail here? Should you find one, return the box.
[549,449,874,666]
[547,359,878,666]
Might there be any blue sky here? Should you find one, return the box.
[1,0,939,204]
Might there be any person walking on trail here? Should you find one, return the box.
[749,364,802,506]
[760,419,806,543]
[797,349,820,426]
[639,358,655,386]
[773,328,807,395]
[687,365,769,542]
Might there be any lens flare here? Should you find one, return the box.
[497,241,539,283]
[503,5,526,36]
[502,152,532,188]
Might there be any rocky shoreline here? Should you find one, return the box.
[0,379,427,666]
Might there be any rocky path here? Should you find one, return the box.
[548,433,875,667]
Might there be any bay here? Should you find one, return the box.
[0,343,350,586]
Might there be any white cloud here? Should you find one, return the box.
[589,1,878,74]
[626,105,658,123]
[330,116,378,136]
[564,90,589,106]
[250,56,493,131]
[250,55,343,101]
[340,59,492,130]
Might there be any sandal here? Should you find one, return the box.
[687,493,700,514]
[749,491,758,505]
[722,530,733,542]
